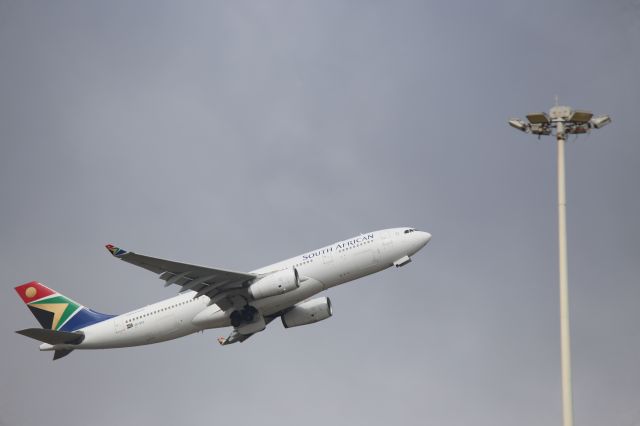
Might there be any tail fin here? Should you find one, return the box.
[15,281,114,332]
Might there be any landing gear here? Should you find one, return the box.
[230,310,243,327]
[242,305,257,322]
[230,305,258,327]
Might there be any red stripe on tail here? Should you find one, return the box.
[14,282,56,304]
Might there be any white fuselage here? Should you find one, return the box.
[42,228,430,351]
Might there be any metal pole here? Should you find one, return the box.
[556,119,574,426]
[510,107,610,426]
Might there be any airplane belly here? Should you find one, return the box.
[137,308,201,344]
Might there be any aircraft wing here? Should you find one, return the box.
[105,244,256,307]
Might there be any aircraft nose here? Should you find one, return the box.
[418,231,432,247]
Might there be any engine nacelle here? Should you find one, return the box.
[281,297,332,328]
[249,268,299,299]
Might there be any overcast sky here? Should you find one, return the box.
[1,1,639,425]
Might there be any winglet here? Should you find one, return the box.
[105,244,128,258]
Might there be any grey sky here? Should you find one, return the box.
[1,1,639,425]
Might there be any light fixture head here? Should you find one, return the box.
[530,123,551,136]
[526,112,550,124]
[568,124,590,134]
[508,118,529,132]
[569,110,593,124]
[590,115,612,129]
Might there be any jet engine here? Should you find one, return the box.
[281,297,332,328]
[248,268,299,299]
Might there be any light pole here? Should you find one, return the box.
[508,105,611,426]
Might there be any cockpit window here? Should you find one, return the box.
[404,229,416,234]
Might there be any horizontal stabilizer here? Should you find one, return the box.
[16,328,84,345]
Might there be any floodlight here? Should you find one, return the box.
[590,115,611,129]
[526,112,550,124]
[569,110,593,124]
[508,119,529,132]
[530,124,551,135]
[569,124,589,134]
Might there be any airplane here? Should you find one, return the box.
[15,227,431,360]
